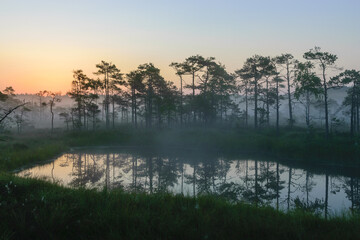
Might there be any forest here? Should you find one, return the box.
[1,46,360,138]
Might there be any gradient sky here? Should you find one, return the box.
[1,0,359,94]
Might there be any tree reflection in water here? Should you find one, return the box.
[18,148,360,216]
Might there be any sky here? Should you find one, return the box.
[1,0,359,94]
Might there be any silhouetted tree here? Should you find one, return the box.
[294,61,322,128]
[108,71,126,128]
[331,70,360,136]
[183,55,206,123]
[68,70,89,129]
[94,61,121,129]
[304,47,338,137]
[235,69,251,127]
[47,92,62,133]
[0,87,27,127]
[274,54,296,127]
[238,55,274,128]
[170,62,187,126]
[272,75,285,133]
[126,70,144,128]
[35,90,48,122]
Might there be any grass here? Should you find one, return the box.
[1,173,360,240]
[0,133,67,171]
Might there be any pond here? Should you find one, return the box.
[17,147,360,217]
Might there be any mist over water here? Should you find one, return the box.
[17,147,360,216]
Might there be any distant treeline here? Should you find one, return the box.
[1,46,360,136]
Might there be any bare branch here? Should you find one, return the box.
[0,103,27,124]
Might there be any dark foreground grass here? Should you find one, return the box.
[1,174,359,240]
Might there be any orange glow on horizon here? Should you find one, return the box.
[0,45,183,94]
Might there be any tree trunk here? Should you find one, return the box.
[351,91,355,137]
[356,93,359,134]
[276,80,279,134]
[266,77,270,126]
[180,75,183,126]
[131,89,135,125]
[78,100,82,130]
[112,98,115,129]
[192,72,196,123]
[286,63,293,127]
[322,65,329,138]
[105,72,110,129]
[83,106,86,130]
[245,85,248,127]
[254,77,258,129]
[149,93,153,128]
[51,104,54,133]
[93,111,96,131]
[134,98,137,128]
[306,91,310,128]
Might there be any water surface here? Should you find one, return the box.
[17,147,360,216]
